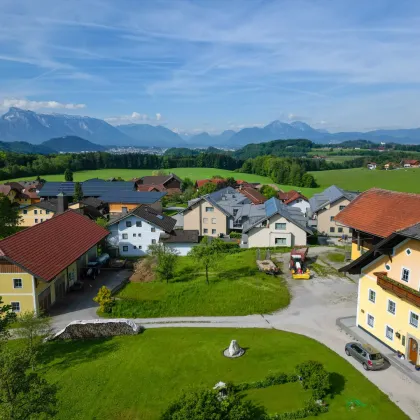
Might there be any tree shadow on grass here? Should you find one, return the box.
[39,337,120,371]
[329,372,346,399]
[218,267,255,281]
[172,266,199,283]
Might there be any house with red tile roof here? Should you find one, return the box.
[402,159,420,168]
[334,188,420,260]
[238,185,266,204]
[134,173,182,195]
[195,178,227,189]
[0,210,109,313]
[1,182,41,205]
[278,190,310,216]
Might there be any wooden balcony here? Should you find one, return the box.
[375,272,420,308]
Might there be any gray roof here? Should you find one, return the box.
[243,197,312,234]
[108,205,176,233]
[81,197,105,208]
[160,230,200,244]
[98,190,166,204]
[309,185,358,213]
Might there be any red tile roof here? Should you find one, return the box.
[403,159,420,165]
[0,210,109,282]
[334,188,420,238]
[278,190,308,205]
[196,179,211,188]
[240,186,267,204]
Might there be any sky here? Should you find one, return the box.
[1,0,420,134]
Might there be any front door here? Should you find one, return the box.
[409,338,418,364]
[54,276,66,301]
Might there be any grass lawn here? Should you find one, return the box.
[327,252,346,263]
[35,328,407,420]
[111,249,290,317]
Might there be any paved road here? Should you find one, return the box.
[51,250,420,419]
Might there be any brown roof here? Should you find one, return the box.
[160,230,200,244]
[0,185,13,196]
[334,188,420,238]
[0,210,109,282]
[278,190,308,205]
[240,186,266,204]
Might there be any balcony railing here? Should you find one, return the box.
[375,272,420,308]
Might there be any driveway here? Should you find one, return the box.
[50,268,132,332]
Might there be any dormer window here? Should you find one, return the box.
[406,248,412,256]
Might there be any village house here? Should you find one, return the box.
[242,197,312,248]
[237,185,267,204]
[309,185,358,237]
[107,205,199,256]
[334,188,420,260]
[401,159,420,168]
[0,210,109,313]
[340,224,420,366]
[278,190,310,216]
[0,182,40,206]
[367,162,377,170]
[133,173,182,195]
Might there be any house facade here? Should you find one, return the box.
[309,185,358,237]
[340,224,420,365]
[278,190,310,216]
[0,210,108,313]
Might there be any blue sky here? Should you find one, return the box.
[1,0,420,134]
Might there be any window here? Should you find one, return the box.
[23,209,27,215]
[233,209,238,217]
[126,221,132,227]
[151,227,156,232]
[385,325,394,341]
[46,210,50,214]
[205,207,214,212]
[330,216,335,222]
[275,223,286,230]
[406,248,412,256]
[368,289,376,303]
[34,210,38,215]
[122,207,128,213]
[40,210,43,214]
[133,246,137,249]
[122,233,128,239]
[339,205,346,211]
[136,221,142,227]
[40,219,43,223]
[410,311,419,328]
[387,300,396,315]
[385,263,391,271]
[203,218,209,224]
[123,246,128,252]
[211,218,216,224]
[401,267,410,282]
[212,229,216,234]
[151,239,156,244]
[138,233,142,237]
[275,238,287,245]
[204,228,208,234]
[330,227,335,233]
[13,278,22,289]
[367,314,374,328]
[35,219,38,223]
[338,227,343,233]
[11,302,20,313]
[133,233,136,237]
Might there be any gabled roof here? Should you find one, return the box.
[81,197,105,208]
[243,197,312,234]
[108,205,176,232]
[334,188,420,238]
[0,211,109,282]
[278,190,308,205]
[136,184,165,192]
[240,186,267,204]
[309,185,358,213]
[98,190,166,204]
[139,173,181,186]
[339,222,420,274]
[160,230,200,244]
[0,185,15,196]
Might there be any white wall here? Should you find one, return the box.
[165,243,194,256]
[288,199,311,216]
[247,214,307,248]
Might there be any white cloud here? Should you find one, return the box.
[105,111,163,125]
[1,98,86,110]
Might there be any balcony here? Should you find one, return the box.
[375,272,420,308]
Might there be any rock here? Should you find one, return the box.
[51,319,141,340]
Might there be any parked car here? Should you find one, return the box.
[345,342,385,370]
[85,253,110,279]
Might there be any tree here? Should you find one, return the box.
[148,243,179,283]
[73,182,83,202]
[196,182,218,197]
[14,312,52,369]
[0,347,58,420]
[260,185,277,199]
[93,286,115,313]
[181,177,194,192]
[152,169,167,176]
[0,196,21,239]
[161,388,266,420]
[95,217,108,229]
[188,237,223,285]
[301,173,318,188]
[0,298,17,341]
[64,168,73,181]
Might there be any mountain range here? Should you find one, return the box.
[1,107,420,147]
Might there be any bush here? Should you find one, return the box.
[295,361,330,400]
[93,286,115,313]
[218,241,241,254]
[229,231,242,239]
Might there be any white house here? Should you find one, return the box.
[242,197,312,248]
[277,190,311,216]
[108,205,199,257]
[367,162,377,170]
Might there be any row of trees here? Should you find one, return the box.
[0,151,243,181]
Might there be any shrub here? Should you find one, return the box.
[229,231,242,239]
[93,286,115,313]
[295,361,330,400]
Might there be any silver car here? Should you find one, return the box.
[345,342,385,370]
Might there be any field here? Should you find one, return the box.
[35,328,406,420]
[110,249,290,318]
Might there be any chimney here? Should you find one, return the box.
[57,192,68,214]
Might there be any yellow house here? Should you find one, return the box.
[0,210,109,314]
[1,182,40,206]
[341,223,420,365]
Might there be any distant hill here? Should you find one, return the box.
[234,139,314,159]
[41,136,106,152]
[0,140,55,154]
[186,130,236,146]
[116,124,187,148]
[0,107,131,145]
[164,146,227,157]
